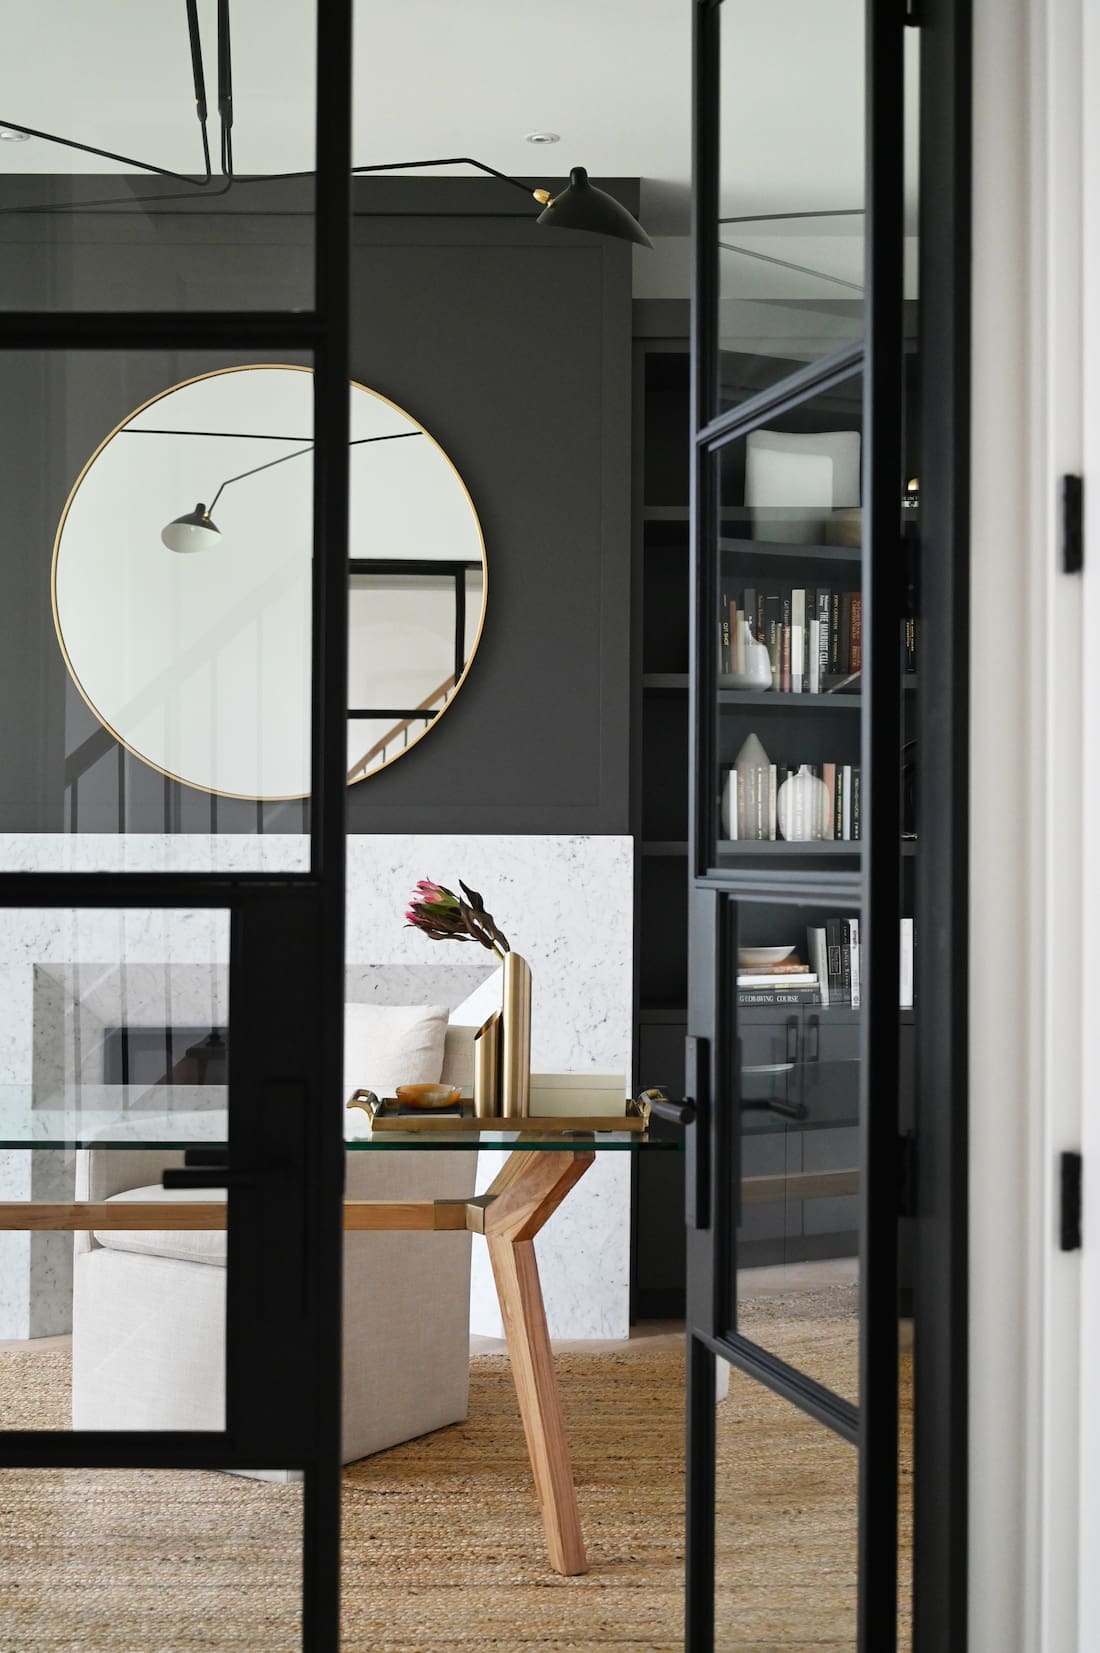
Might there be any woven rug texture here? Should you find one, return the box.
[0,1310,910,1652]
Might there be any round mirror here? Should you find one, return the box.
[52,365,487,798]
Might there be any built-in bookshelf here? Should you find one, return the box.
[630,323,919,1313]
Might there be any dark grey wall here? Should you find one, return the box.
[0,177,634,835]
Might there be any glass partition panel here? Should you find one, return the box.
[714,1359,858,1646]
[0,1469,301,1646]
[711,369,864,874]
[0,2,316,312]
[716,0,865,414]
[1,351,321,866]
[0,908,229,1433]
[726,897,862,1408]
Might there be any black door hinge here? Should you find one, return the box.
[898,1130,917,1219]
[1060,1151,1083,1251]
[1063,474,1084,573]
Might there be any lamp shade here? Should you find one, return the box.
[161,503,221,554]
[536,166,652,249]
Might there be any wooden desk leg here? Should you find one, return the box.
[482,1148,595,1577]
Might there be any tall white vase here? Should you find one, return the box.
[776,764,829,841]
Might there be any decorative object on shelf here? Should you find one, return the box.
[53,365,487,797]
[405,876,532,1118]
[745,427,861,544]
[395,1083,464,1111]
[473,1008,502,1118]
[723,619,773,690]
[739,945,796,968]
[777,764,830,841]
[734,732,772,841]
[824,507,862,548]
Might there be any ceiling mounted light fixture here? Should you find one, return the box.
[525,131,560,145]
[0,127,31,142]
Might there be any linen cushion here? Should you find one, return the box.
[343,1002,448,1101]
[94,1185,228,1266]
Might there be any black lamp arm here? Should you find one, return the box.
[349,156,543,201]
[206,428,421,515]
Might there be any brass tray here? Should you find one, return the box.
[346,1091,648,1133]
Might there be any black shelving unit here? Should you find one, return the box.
[629,322,920,1318]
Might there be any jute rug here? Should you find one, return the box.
[0,1306,911,1652]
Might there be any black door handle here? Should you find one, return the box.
[637,1038,710,1231]
[636,1088,697,1128]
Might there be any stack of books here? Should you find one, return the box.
[737,960,822,1006]
[721,762,862,841]
[805,921,861,1007]
[720,583,862,692]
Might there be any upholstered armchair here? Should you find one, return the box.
[71,1022,478,1468]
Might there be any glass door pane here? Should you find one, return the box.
[716,0,865,416]
[710,369,864,873]
[726,896,863,1409]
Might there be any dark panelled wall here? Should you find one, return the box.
[0,178,633,835]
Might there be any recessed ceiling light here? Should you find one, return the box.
[0,127,31,143]
[525,132,560,145]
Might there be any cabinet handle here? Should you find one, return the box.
[786,1016,799,1064]
[807,1014,821,1063]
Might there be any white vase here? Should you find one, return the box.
[734,732,771,841]
[725,619,773,690]
[777,764,829,842]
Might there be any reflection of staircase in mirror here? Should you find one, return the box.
[347,673,456,783]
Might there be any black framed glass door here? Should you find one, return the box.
[684,0,911,1645]
[0,3,354,1645]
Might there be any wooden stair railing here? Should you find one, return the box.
[346,674,456,782]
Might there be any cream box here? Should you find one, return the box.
[529,1072,628,1117]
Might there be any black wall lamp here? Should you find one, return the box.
[131,427,421,553]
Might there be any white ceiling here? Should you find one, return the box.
[0,0,904,234]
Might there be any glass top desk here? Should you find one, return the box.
[0,1086,676,1577]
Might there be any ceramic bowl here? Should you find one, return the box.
[395,1083,463,1111]
[738,945,796,968]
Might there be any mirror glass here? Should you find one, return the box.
[53,364,486,799]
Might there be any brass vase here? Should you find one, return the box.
[473,1008,502,1118]
[499,951,532,1118]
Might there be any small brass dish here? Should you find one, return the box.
[395,1083,464,1111]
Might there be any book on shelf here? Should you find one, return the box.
[806,927,831,1007]
[801,919,914,1009]
[850,593,863,672]
[719,581,864,694]
[849,915,861,1009]
[791,588,805,693]
[738,989,824,1006]
[900,916,914,1009]
[737,973,820,988]
[765,593,781,688]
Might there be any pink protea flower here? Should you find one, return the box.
[414,879,458,908]
[403,878,511,957]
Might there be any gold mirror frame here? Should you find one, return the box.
[52,364,488,799]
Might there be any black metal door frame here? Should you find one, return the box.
[684,0,970,1648]
[0,3,353,1646]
